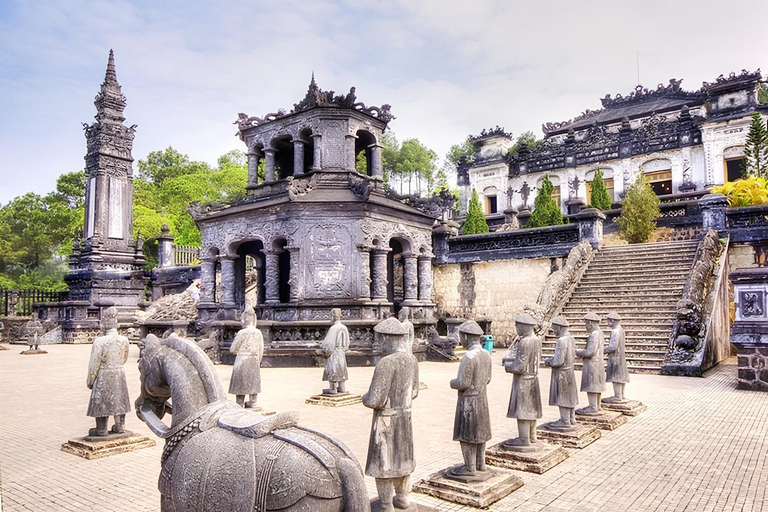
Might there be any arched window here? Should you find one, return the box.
[723,146,745,182]
[641,159,673,196]
[585,168,614,205]
[272,135,295,179]
[355,130,377,176]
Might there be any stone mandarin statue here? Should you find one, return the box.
[503,313,543,451]
[576,312,606,414]
[398,307,415,355]
[604,312,629,402]
[24,319,44,351]
[229,306,264,409]
[87,306,131,436]
[544,316,579,428]
[363,317,420,512]
[449,320,492,479]
[321,308,350,395]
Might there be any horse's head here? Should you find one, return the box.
[136,334,173,437]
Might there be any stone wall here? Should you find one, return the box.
[728,243,759,272]
[432,258,552,345]
[0,316,33,343]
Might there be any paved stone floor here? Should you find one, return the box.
[0,343,766,511]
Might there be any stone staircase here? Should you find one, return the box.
[541,239,700,374]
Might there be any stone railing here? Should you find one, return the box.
[599,190,708,234]
[726,203,768,243]
[174,244,201,266]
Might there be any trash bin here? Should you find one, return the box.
[483,334,494,355]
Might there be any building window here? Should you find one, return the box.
[586,178,614,206]
[644,170,672,196]
[552,185,561,212]
[485,195,498,214]
[725,157,744,182]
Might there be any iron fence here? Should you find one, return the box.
[0,289,67,317]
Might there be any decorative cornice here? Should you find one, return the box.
[702,69,762,90]
[469,126,513,142]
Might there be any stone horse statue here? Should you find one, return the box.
[136,334,370,512]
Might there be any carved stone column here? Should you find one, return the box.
[357,245,371,300]
[371,248,389,301]
[286,246,300,301]
[264,149,276,182]
[264,249,280,303]
[403,252,419,302]
[346,134,357,172]
[199,258,216,302]
[220,256,237,305]
[247,149,261,186]
[312,134,322,171]
[370,143,383,178]
[418,254,434,302]
[293,139,305,176]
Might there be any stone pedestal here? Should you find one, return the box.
[600,399,647,416]
[413,466,523,508]
[305,392,363,407]
[20,349,47,355]
[485,440,568,474]
[537,421,602,449]
[575,409,628,430]
[61,432,155,460]
[730,267,768,391]
[0,344,8,350]
[370,500,435,512]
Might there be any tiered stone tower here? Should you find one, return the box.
[62,50,146,342]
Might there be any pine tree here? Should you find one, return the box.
[742,112,768,179]
[617,173,660,243]
[590,168,612,210]
[526,175,564,228]
[462,189,489,235]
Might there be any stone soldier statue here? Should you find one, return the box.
[229,306,264,409]
[544,316,579,428]
[24,319,44,351]
[576,312,606,414]
[363,317,419,512]
[398,306,415,355]
[449,319,492,479]
[87,306,130,436]
[321,308,350,395]
[503,313,543,451]
[604,312,629,403]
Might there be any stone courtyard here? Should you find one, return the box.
[1,344,766,512]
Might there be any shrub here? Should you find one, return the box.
[742,112,768,179]
[617,173,660,243]
[526,175,564,228]
[712,176,768,206]
[590,168,612,210]
[462,189,489,235]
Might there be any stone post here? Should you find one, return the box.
[573,208,606,248]
[417,254,433,302]
[370,143,383,178]
[286,246,300,301]
[157,224,175,268]
[371,248,389,301]
[312,134,322,171]
[264,249,280,303]
[700,193,728,232]
[358,245,372,301]
[403,253,419,303]
[293,139,305,175]
[220,256,237,305]
[432,219,459,265]
[247,149,261,187]
[729,267,768,391]
[199,258,216,303]
[264,149,276,182]
[346,134,357,172]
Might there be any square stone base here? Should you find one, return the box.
[0,344,9,350]
[413,466,524,508]
[20,349,47,355]
[305,393,363,407]
[537,421,602,449]
[575,410,628,430]
[600,399,647,416]
[61,433,155,459]
[485,440,568,474]
[419,381,428,390]
[370,499,436,511]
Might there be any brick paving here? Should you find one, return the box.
[0,343,766,511]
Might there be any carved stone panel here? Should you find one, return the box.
[304,223,353,299]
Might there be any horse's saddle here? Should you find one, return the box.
[217,409,298,438]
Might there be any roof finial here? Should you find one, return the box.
[310,71,317,89]
[105,49,117,83]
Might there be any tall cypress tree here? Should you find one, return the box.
[462,189,489,235]
[590,168,612,210]
[526,175,564,228]
[743,112,768,179]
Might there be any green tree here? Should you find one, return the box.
[758,84,768,105]
[526,175,564,228]
[617,173,660,243]
[355,152,367,174]
[508,131,541,157]
[462,189,489,235]
[742,112,768,179]
[589,168,612,210]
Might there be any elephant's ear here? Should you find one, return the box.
[137,397,172,438]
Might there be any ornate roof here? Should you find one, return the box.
[234,74,394,132]
[468,125,513,142]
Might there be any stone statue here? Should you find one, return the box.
[449,320,492,479]
[229,306,264,409]
[576,312,606,414]
[24,319,44,351]
[398,307,415,355]
[604,312,629,402]
[503,313,543,451]
[136,335,370,512]
[87,306,130,436]
[544,316,579,428]
[321,308,350,395]
[363,317,419,512]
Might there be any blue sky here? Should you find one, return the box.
[1,0,766,204]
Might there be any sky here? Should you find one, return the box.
[0,0,766,204]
